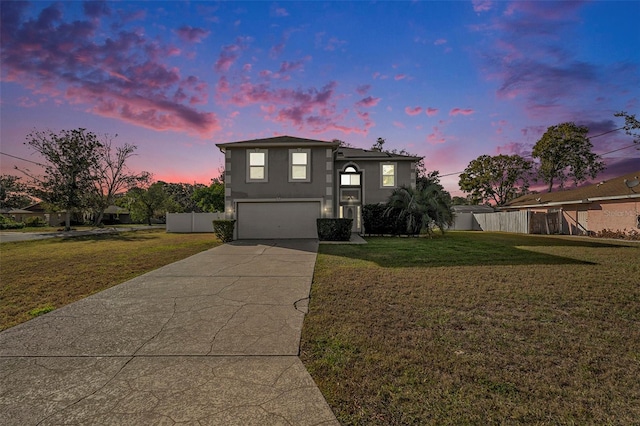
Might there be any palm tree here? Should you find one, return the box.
[385,184,454,236]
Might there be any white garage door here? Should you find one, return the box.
[237,201,321,239]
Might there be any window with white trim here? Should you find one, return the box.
[289,149,310,182]
[247,149,268,182]
[340,165,360,186]
[381,163,396,187]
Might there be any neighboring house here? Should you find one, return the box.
[216,135,421,239]
[23,202,63,226]
[502,170,640,235]
[0,208,34,223]
[22,202,131,226]
[97,205,132,225]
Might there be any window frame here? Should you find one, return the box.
[288,148,311,182]
[246,149,268,182]
[381,162,397,188]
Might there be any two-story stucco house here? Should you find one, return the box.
[216,135,421,239]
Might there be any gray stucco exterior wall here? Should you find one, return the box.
[334,159,416,206]
[224,146,333,219]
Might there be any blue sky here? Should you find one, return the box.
[1,1,639,195]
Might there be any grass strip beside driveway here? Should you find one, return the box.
[0,229,220,331]
[300,232,640,425]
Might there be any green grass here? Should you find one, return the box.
[0,229,220,331]
[300,232,640,425]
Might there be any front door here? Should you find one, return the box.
[342,205,361,232]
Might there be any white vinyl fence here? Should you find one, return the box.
[473,211,530,234]
[449,212,484,231]
[166,212,225,233]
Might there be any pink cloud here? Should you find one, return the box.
[393,121,405,129]
[215,43,241,72]
[217,74,371,135]
[356,84,371,95]
[434,39,447,46]
[356,96,381,108]
[495,142,529,156]
[395,74,407,81]
[425,107,439,117]
[175,25,210,43]
[1,2,219,137]
[450,108,475,116]
[279,57,309,74]
[472,0,493,13]
[405,106,422,116]
[427,126,447,144]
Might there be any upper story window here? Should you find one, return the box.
[340,166,360,186]
[289,149,311,182]
[247,149,268,182]
[381,163,396,187]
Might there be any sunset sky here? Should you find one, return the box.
[1,0,639,196]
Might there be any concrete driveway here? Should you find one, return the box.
[0,239,338,425]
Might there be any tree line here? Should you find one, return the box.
[458,112,639,206]
[1,128,224,230]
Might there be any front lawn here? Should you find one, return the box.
[300,232,640,425]
[0,229,219,331]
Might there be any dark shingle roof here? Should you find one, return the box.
[216,135,339,150]
[504,170,640,208]
[336,147,422,161]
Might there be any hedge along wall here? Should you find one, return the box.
[317,218,352,241]
[362,203,420,236]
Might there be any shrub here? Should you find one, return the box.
[362,204,407,235]
[213,219,235,243]
[24,216,47,227]
[0,215,25,229]
[317,218,352,241]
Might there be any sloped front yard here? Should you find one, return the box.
[301,232,640,425]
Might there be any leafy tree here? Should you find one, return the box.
[333,138,354,148]
[23,129,102,230]
[451,196,473,206]
[371,137,386,151]
[614,111,640,144]
[532,122,605,192]
[192,177,225,212]
[385,184,453,236]
[0,174,33,209]
[118,182,176,225]
[88,136,151,225]
[458,154,533,206]
[164,182,206,212]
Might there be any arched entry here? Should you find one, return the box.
[339,164,362,232]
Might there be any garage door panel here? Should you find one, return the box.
[237,202,320,239]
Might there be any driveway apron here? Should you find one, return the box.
[0,239,339,425]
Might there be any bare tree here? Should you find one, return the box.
[89,136,151,225]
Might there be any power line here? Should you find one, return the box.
[439,127,636,178]
[0,151,47,167]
